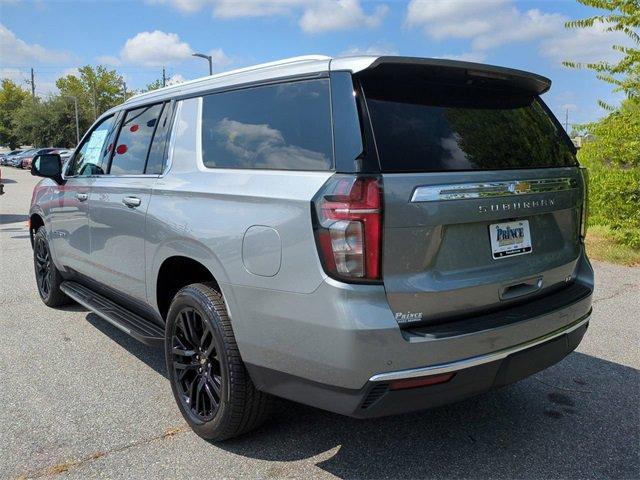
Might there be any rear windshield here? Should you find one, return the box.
[362,81,576,172]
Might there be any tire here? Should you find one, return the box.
[33,227,70,307]
[165,282,272,441]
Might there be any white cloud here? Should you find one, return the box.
[299,0,388,33]
[340,42,398,56]
[98,31,229,72]
[0,23,73,66]
[120,30,192,66]
[406,0,629,66]
[149,0,387,33]
[406,0,561,50]
[539,21,630,64]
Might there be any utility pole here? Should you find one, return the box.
[162,66,166,87]
[30,68,35,99]
[565,107,569,132]
[92,82,97,120]
[68,96,80,146]
[123,81,128,101]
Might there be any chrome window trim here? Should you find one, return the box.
[369,312,590,382]
[411,177,578,202]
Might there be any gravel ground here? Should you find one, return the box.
[1,167,638,479]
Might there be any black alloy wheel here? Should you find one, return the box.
[171,307,223,421]
[165,283,272,441]
[34,234,52,299]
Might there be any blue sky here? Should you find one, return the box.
[0,0,631,127]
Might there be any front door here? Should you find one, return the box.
[88,102,167,303]
[49,114,116,276]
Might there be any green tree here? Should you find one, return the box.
[56,65,125,123]
[564,0,640,106]
[145,79,164,92]
[13,95,80,148]
[0,79,30,149]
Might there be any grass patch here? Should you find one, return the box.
[585,225,640,266]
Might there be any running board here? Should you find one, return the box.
[60,281,164,346]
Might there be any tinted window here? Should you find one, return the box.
[145,102,173,174]
[363,81,576,172]
[201,79,333,170]
[68,115,115,176]
[110,103,163,175]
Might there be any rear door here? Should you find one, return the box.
[88,101,170,303]
[358,64,584,325]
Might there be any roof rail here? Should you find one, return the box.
[126,55,331,103]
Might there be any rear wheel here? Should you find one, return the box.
[165,283,272,441]
[33,227,69,307]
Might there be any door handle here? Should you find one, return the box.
[122,196,142,208]
[76,193,88,202]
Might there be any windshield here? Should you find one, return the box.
[362,80,577,172]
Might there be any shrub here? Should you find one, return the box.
[577,99,640,249]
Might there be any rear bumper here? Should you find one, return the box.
[230,250,593,410]
[248,315,589,418]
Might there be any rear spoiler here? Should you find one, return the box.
[355,56,551,95]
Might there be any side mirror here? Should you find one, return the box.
[31,153,64,184]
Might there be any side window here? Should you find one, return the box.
[110,103,163,175]
[68,115,115,176]
[201,78,333,170]
[145,102,173,175]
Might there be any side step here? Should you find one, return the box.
[60,281,164,346]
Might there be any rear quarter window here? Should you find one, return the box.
[201,78,333,171]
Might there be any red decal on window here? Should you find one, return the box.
[116,144,128,155]
[130,124,139,133]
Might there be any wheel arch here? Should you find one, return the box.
[153,251,229,322]
[29,213,45,247]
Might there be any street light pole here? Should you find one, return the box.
[192,53,213,76]
[68,96,80,146]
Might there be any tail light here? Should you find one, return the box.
[312,175,382,282]
[580,167,589,241]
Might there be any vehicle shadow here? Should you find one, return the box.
[222,352,639,479]
[80,311,639,479]
[0,214,28,225]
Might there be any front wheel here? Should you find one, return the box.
[33,227,69,307]
[165,283,272,441]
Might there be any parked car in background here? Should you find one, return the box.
[20,148,60,170]
[8,149,36,167]
[0,150,24,166]
[29,55,593,441]
[55,149,74,163]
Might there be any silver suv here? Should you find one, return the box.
[29,55,593,441]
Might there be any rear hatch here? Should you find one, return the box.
[357,59,585,326]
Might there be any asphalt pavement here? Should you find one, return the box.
[1,167,638,479]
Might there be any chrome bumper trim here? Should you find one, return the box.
[369,313,590,383]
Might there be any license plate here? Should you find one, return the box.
[489,220,532,259]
